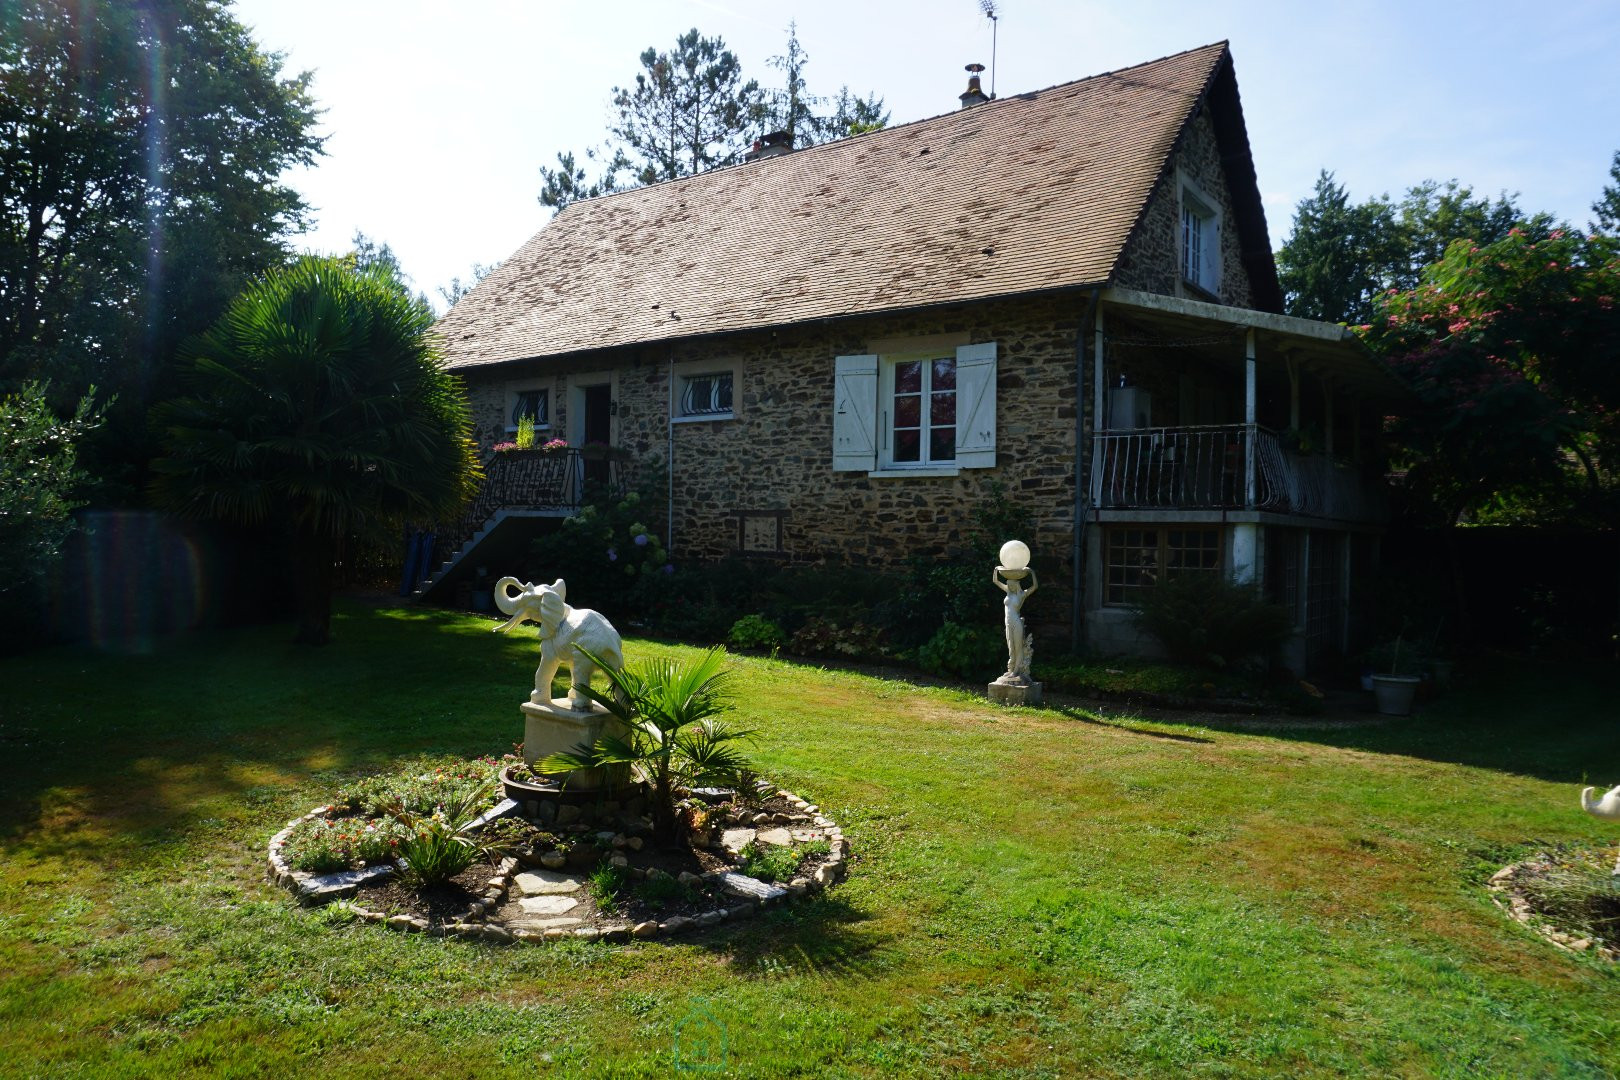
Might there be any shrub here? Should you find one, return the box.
[384,777,501,886]
[1131,575,1293,668]
[726,614,785,652]
[917,622,1005,681]
[786,617,891,662]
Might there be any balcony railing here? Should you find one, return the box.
[1090,424,1386,521]
[423,448,624,578]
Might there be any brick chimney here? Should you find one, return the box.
[745,130,793,162]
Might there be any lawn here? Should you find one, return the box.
[2,600,1619,1077]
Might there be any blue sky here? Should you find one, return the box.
[232,0,1620,308]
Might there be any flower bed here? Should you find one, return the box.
[266,756,849,943]
[1488,846,1620,961]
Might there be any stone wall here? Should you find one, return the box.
[461,292,1091,615]
[1112,108,1255,309]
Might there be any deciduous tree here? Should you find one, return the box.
[0,0,322,493]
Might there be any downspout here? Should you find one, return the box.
[667,347,675,555]
[1072,287,1102,654]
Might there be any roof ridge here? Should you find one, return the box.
[556,40,1231,215]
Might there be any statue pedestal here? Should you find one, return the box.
[520,697,625,790]
[987,677,1042,707]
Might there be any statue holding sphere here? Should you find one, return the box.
[988,540,1042,706]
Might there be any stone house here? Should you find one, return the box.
[430,41,1408,670]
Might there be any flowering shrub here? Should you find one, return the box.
[492,440,518,453]
[541,437,568,451]
[1358,228,1620,523]
[335,757,500,816]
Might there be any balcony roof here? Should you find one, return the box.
[1102,287,1414,408]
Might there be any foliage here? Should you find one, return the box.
[916,622,1005,682]
[438,261,496,309]
[538,647,757,846]
[726,614,785,653]
[0,0,323,497]
[281,814,407,873]
[1365,636,1428,678]
[738,840,803,883]
[515,413,537,450]
[786,617,892,663]
[530,475,670,614]
[539,24,888,213]
[384,777,500,887]
[633,870,698,910]
[1513,847,1620,945]
[150,256,480,644]
[1131,574,1293,669]
[760,22,888,147]
[1278,171,1545,325]
[1358,227,1620,525]
[1593,150,1620,234]
[588,862,630,907]
[0,381,103,589]
[335,757,500,817]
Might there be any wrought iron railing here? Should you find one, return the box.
[1089,424,1386,521]
[417,448,623,589]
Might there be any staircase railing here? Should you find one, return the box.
[416,448,621,590]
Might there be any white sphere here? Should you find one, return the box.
[998,540,1030,571]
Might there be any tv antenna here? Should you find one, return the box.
[979,0,1000,98]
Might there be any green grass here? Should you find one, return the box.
[2,599,1619,1076]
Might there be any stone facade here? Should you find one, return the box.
[462,291,1091,612]
[1112,108,1255,309]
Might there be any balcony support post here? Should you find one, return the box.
[1322,377,1335,456]
[1244,329,1257,508]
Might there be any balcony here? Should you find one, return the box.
[411,447,626,601]
[1089,424,1387,522]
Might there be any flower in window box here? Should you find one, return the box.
[541,437,568,452]
[492,440,518,453]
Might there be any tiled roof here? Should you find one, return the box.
[439,42,1231,370]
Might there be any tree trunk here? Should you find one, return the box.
[292,532,337,645]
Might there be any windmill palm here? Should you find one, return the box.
[537,647,757,846]
[150,256,479,643]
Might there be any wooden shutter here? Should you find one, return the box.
[833,354,878,472]
[954,342,997,469]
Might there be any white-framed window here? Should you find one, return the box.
[679,371,733,418]
[883,355,957,466]
[505,385,550,433]
[1178,176,1221,296]
[832,343,997,475]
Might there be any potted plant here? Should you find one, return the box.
[1367,633,1425,716]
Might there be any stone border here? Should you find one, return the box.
[266,785,849,943]
[1487,856,1618,961]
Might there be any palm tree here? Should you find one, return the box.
[150,256,479,644]
[537,647,757,846]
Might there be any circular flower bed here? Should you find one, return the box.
[1488,845,1620,961]
[267,755,850,943]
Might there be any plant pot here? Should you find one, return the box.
[1370,674,1420,716]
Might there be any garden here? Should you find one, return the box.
[4,599,1620,1076]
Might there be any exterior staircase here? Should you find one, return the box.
[410,448,621,603]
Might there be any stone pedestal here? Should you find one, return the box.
[987,678,1042,707]
[520,697,626,789]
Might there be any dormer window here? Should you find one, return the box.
[1179,180,1221,297]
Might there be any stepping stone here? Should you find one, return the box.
[513,870,582,896]
[518,895,580,916]
[755,827,793,847]
[294,864,393,903]
[721,828,757,853]
[790,829,823,842]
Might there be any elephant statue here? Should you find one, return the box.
[492,576,624,710]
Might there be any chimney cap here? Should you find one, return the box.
[965,63,985,74]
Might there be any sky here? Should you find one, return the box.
[230,0,1620,310]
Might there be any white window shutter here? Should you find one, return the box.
[1202,216,1222,293]
[833,354,878,472]
[955,342,997,469]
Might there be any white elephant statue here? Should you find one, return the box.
[492,576,624,710]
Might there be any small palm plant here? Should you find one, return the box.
[537,647,757,847]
